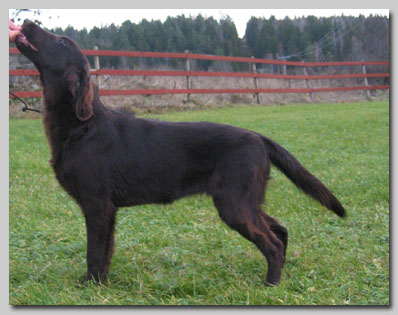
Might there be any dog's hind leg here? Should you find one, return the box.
[212,191,285,286]
[258,211,288,260]
[81,198,118,283]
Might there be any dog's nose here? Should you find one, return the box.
[22,19,34,28]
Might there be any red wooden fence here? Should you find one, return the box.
[9,47,389,99]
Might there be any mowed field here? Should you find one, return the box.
[9,100,389,305]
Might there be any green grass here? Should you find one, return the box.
[9,101,389,305]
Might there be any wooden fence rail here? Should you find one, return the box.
[9,68,390,80]
[9,47,389,101]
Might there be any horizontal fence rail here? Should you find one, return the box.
[9,47,390,66]
[10,69,390,80]
[10,86,389,99]
[9,47,390,100]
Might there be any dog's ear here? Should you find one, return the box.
[67,68,94,121]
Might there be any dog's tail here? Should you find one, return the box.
[262,136,346,218]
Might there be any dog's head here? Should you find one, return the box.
[15,20,93,121]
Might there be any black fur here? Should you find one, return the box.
[15,20,346,286]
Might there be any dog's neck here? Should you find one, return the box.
[41,83,106,167]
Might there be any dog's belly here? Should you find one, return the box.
[110,165,212,208]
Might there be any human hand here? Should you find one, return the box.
[9,20,22,42]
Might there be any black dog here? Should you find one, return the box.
[15,20,345,286]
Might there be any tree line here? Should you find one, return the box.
[49,14,389,71]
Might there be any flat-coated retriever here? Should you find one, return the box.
[15,20,345,286]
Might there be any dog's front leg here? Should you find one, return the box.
[81,199,117,283]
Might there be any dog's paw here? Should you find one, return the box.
[79,274,103,287]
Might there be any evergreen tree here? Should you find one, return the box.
[49,14,388,70]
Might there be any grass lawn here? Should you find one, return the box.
[9,100,389,305]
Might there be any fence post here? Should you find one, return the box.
[302,60,313,101]
[185,50,191,102]
[282,62,287,76]
[251,56,260,104]
[362,60,371,99]
[94,46,101,88]
[279,57,291,88]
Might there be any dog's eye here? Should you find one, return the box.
[59,38,67,47]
